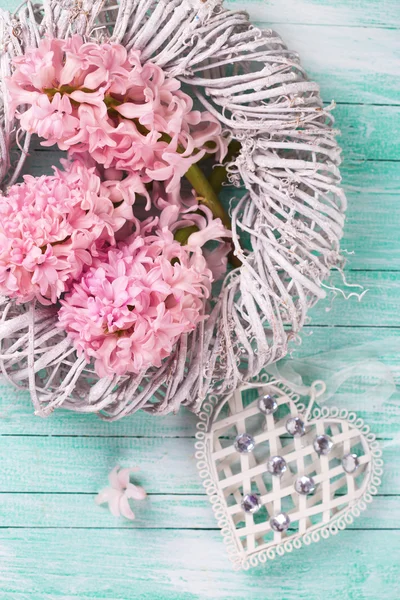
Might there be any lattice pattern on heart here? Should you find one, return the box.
[195,380,382,569]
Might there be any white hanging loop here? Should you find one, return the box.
[304,379,327,421]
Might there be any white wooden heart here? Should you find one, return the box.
[195,378,382,570]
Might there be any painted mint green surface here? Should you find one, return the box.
[0,1,399,598]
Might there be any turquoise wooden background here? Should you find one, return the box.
[0,0,399,597]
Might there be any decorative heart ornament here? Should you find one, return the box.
[195,378,382,569]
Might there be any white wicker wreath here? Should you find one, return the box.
[0,0,346,419]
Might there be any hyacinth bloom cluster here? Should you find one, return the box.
[0,162,139,304]
[2,36,234,378]
[8,35,226,194]
[58,220,215,377]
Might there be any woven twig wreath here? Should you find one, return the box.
[0,0,346,419]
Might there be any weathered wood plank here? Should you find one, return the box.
[0,492,396,530]
[308,271,400,327]
[3,0,400,29]
[0,436,201,494]
[226,0,400,28]
[335,105,400,161]
[250,24,400,105]
[341,192,400,270]
[3,0,399,28]
[0,529,397,599]
[342,193,400,270]
[0,436,396,494]
[0,381,199,437]
[0,493,215,529]
[342,161,400,194]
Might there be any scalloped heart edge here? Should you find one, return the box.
[195,377,383,570]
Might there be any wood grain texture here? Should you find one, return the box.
[0,493,397,529]
[308,271,400,326]
[0,529,398,599]
[0,0,399,598]
[335,105,400,161]
[257,25,400,105]
[342,161,400,194]
[0,436,397,493]
[342,191,400,269]
[226,0,400,28]
[3,0,399,28]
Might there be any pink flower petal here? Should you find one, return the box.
[125,483,147,501]
[114,103,151,118]
[117,467,140,489]
[108,465,123,490]
[119,495,136,520]
[108,491,124,517]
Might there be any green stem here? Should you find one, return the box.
[184,164,241,269]
[185,163,231,230]
[174,225,199,246]
[137,117,240,266]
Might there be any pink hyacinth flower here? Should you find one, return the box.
[95,466,147,521]
[58,212,214,377]
[0,161,139,304]
[8,35,228,197]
